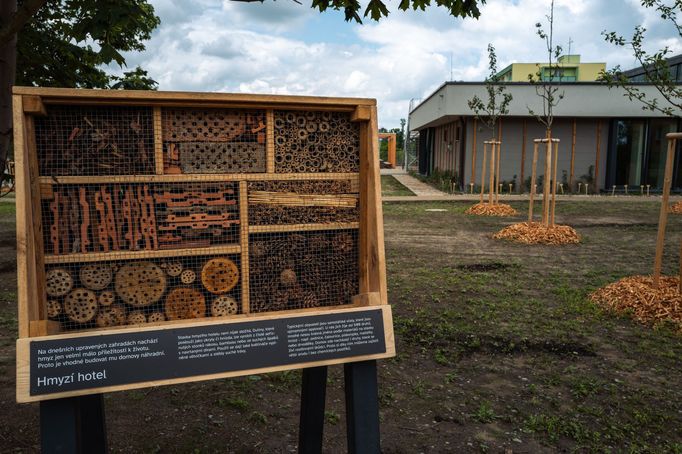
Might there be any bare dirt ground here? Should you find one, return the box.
[1,200,681,453]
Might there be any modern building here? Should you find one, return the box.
[408,82,681,192]
[496,55,605,82]
[622,53,682,82]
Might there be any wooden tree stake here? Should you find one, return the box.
[480,142,488,204]
[653,135,677,287]
[488,141,495,206]
[528,142,539,223]
[495,140,501,205]
[550,140,559,227]
[542,139,552,227]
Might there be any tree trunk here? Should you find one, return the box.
[0,0,18,179]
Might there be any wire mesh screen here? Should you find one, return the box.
[249,230,359,313]
[274,111,360,173]
[41,183,240,255]
[247,180,359,225]
[35,105,155,176]
[45,255,242,331]
[162,108,266,174]
[29,99,368,335]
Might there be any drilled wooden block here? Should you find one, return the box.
[162,109,265,142]
[178,142,266,173]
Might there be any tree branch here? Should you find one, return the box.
[0,0,47,46]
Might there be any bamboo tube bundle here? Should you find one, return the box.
[273,111,360,173]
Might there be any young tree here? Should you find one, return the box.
[467,43,512,206]
[601,0,682,287]
[601,1,681,116]
[467,43,513,138]
[527,0,564,136]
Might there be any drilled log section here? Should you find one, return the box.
[34,105,154,176]
[274,111,360,173]
[45,254,241,330]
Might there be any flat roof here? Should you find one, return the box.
[409,81,681,130]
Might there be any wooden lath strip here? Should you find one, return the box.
[248,191,358,208]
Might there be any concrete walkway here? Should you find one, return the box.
[390,173,448,197]
[383,193,682,202]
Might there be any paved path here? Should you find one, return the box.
[390,173,448,197]
[383,194,682,202]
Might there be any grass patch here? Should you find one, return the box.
[381,175,415,197]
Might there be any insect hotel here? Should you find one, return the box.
[14,88,393,402]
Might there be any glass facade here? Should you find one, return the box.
[607,118,680,190]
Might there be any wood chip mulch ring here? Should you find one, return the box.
[669,201,682,214]
[493,222,580,245]
[590,275,682,332]
[465,202,518,217]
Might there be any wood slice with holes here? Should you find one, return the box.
[47,300,62,319]
[115,262,167,307]
[127,310,147,325]
[98,290,115,306]
[64,288,98,323]
[96,304,126,328]
[180,269,196,284]
[201,258,239,294]
[162,261,183,277]
[211,296,238,317]
[46,268,74,297]
[79,263,113,291]
[165,288,206,321]
[148,311,165,323]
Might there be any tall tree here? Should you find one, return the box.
[311,0,484,22]
[0,0,160,178]
[601,0,681,116]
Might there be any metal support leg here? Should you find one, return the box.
[298,366,328,454]
[40,394,107,454]
[344,360,380,454]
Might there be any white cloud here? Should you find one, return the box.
[116,0,682,128]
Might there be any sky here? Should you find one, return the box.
[115,0,682,129]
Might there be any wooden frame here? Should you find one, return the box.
[13,87,392,402]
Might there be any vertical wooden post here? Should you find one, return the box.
[344,360,381,454]
[495,141,501,205]
[528,142,539,223]
[239,180,250,313]
[594,120,602,193]
[550,140,559,227]
[570,119,576,191]
[299,366,328,454]
[479,142,487,204]
[153,107,164,175]
[471,119,478,186]
[520,120,526,194]
[266,110,275,173]
[542,139,552,227]
[489,141,495,206]
[653,135,676,287]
